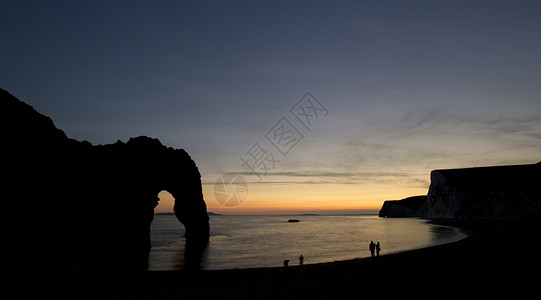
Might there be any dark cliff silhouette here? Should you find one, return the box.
[378,195,427,218]
[1,88,209,271]
[379,163,541,219]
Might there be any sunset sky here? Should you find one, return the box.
[2,1,540,214]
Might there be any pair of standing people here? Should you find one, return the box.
[283,254,304,267]
[369,241,381,257]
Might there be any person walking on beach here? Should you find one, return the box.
[369,241,376,257]
[299,254,304,266]
[376,242,381,257]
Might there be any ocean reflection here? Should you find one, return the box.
[149,215,466,270]
[174,240,209,271]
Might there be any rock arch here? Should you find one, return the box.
[2,88,209,271]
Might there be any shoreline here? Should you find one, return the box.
[9,218,537,298]
[195,219,470,271]
[150,214,468,272]
[175,218,470,273]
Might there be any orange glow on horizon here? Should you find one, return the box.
[202,182,427,215]
[154,176,429,214]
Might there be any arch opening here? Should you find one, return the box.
[155,190,175,214]
[149,190,186,270]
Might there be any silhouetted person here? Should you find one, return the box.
[283,259,289,267]
[369,241,375,257]
[299,254,304,266]
[376,242,381,257]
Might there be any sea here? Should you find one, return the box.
[148,214,467,271]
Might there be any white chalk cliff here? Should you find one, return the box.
[380,162,541,219]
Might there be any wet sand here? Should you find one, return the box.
[8,219,538,299]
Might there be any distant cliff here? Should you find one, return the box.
[379,196,426,218]
[379,163,541,219]
[1,88,209,271]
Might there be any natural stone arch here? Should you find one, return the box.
[3,88,210,271]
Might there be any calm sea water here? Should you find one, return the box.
[148,214,466,271]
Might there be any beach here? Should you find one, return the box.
[8,219,537,299]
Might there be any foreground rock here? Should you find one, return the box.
[1,88,209,271]
[380,163,541,219]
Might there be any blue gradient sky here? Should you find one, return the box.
[2,1,540,213]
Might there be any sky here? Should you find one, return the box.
[2,0,540,214]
